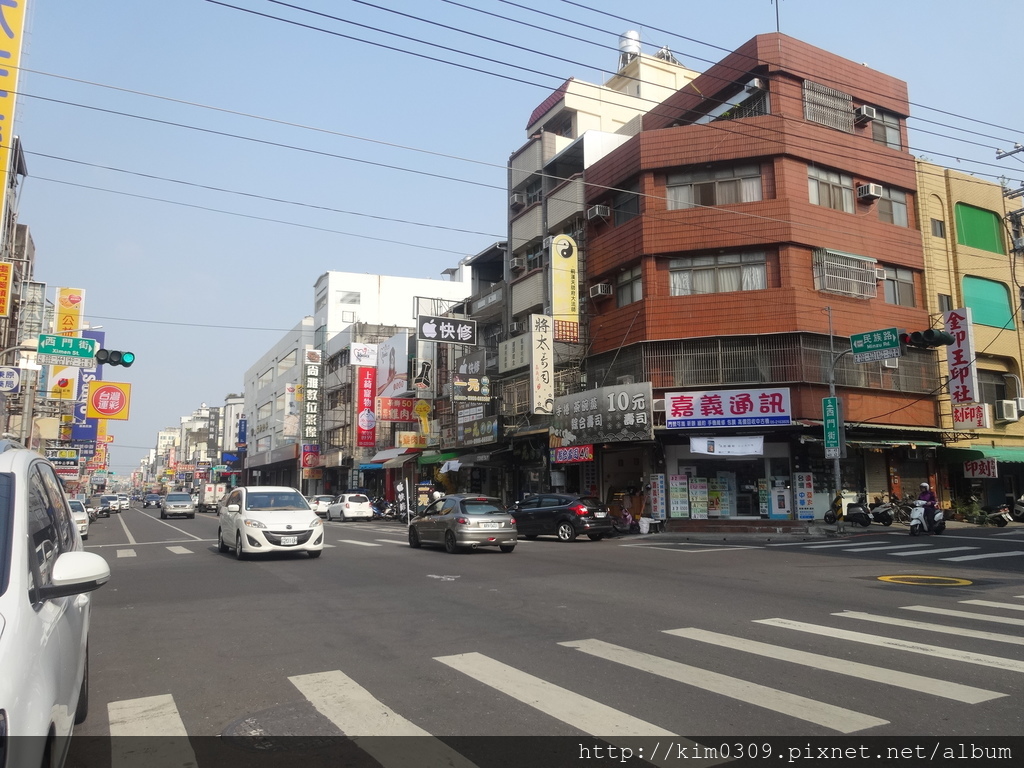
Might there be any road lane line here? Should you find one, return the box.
[663,627,1002,704]
[166,546,192,555]
[559,639,887,733]
[960,599,1024,612]
[802,541,893,549]
[108,693,189,736]
[374,539,407,545]
[755,618,1024,673]
[835,611,1024,646]
[901,606,1024,626]
[115,512,137,545]
[289,670,480,768]
[337,540,382,547]
[116,549,137,558]
[840,544,935,552]
[940,552,1024,562]
[889,547,977,557]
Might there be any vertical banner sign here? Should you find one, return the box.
[669,475,690,518]
[944,307,979,405]
[302,348,322,444]
[0,0,28,237]
[356,366,377,447]
[0,263,11,317]
[793,472,815,521]
[237,417,248,449]
[21,281,46,339]
[55,287,86,335]
[72,331,104,442]
[648,473,666,520]
[529,314,553,415]
[822,396,846,459]
[549,234,579,323]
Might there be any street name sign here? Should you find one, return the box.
[850,328,901,364]
[36,334,97,368]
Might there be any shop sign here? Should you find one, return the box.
[302,349,322,441]
[356,367,377,447]
[689,436,763,456]
[549,234,579,324]
[377,397,417,422]
[793,472,815,521]
[457,416,499,447]
[453,349,490,403]
[45,448,80,478]
[669,475,690,518]
[530,315,553,415]
[964,458,998,479]
[396,431,428,449]
[945,308,979,404]
[666,387,791,429]
[551,382,653,446]
[550,444,594,464]
[301,445,320,468]
[952,402,989,430]
[351,343,377,367]
[648,474,666,520]
[417,314,477,345]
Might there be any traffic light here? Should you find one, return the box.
[899,329,955,350]
[95,349,136,367]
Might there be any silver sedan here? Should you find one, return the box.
[408,495,516,554]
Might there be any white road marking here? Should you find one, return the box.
[941,551,1024,562]
[901,605,1024,627]
[889,547,978,557]
[115,513,137,545]
[835,611,1024,646]
[143,511,205,540]
[664,627,1002,704]
[960,599,1024,612]
[289,670,480,768]
[560,638,887,733]
[840,544,935,552]
[166,546,192,555]
[108,695,197,768]
[374,539,407,545]
[116,549,137,558]
[802,541,892,549]
[756,618,1024,674]
[337,539,382,547]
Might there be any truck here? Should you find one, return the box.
[198,482,227,513]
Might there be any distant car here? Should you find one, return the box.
[327,493,374,521]
[98,494,119,516]
[217,486,324,560]
[117,493,130,511]
[143,494,163,508]
[408,494,516,554]
[512,493,613,542]
[161,492,196,519]
[307,495,334,518]
[0,441,110,767]
[69,499,90,540]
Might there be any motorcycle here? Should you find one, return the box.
[909,499,945,536]
[1013,495,1024,523]
[980,503,1013,527]
[824,492,871,527]
[610,510,639,535]
[866,496,895,526]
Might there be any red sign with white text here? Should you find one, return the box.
[356,367,377,447]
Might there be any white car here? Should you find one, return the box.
[327,492,374,521]
[217,486,324,560]
[117,493,130,511]
[69,499,90,540]
[306,495,334,519]
[0,442,110,767]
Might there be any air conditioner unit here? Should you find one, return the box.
[589,283,613,298]
[745,77,766,94]
[510,257,527,271]
[587,204,611,221]
[857,183,884,200]
[509,193,526,209]
[509,322,524,334]
[854,105,878,123]
[874,267,887,281]
[996,400,1019,422]
[1015,397,1024,412]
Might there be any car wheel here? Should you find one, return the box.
[235,533,246,560]
[499,545,515,553]
[556,521,578,542]
[444,530,459,554]
[308,550,322,559]
[218,528,228,553]
[409,527,421,548]
[74,643,90,724]
[587,533,604,541]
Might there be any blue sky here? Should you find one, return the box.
[14,0,1024,474]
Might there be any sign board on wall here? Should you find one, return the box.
[551,382,653,446]
[952,402,990,430]
[963,459,997,479]
[944,308,979,404]
[665,387,792,429]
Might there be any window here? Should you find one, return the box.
[27,464,74,601]
[938,294,953,314]
[617,266,642,307]
[612,184,640,226]
[524,178,542,206]
[808,167,854,213]
[955,203,1005,254]
[812,249,877,299]
[931,219,946,238]
[276,350,297,375]
[871,111,902,150]
[667,165,763,210]
[337,291,360,304]
[881,267,915,306]
[963,276,1015,329]
[257,402,272,420]
[977,370,1007,406]
[524,241,546,272]
[670,252,767,296]
[257,369,273,390]
[877,188,908,227]
[315,294,327,311]
[803,81,854,133]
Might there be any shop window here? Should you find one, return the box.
[808,166,854,213]
[670,252,766,296]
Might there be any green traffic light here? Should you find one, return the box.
[121,351,135,367]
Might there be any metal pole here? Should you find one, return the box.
[826,308,841,501]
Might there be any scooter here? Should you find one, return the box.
[867,497,895,526]
[1013,495,1024,523]
[824,493,871,527]
[981,503,1013,527]
[909,500,945,536]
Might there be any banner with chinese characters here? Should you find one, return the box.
[416,314,477,345]
[529,314,553,415]
[377,397,417,422]
[0,263,11,317]
[793,472,815,520]
[302,348,322,442]
[0,0,27,240]
[356,366,377,447]
[963,459,997,479]
[665,387,792,429]
[549,234,579,324]
[551,382,653,446]
[452,350,489,402]
[952,402,990,430]
[944,308,978,405]
[550,444,594,463]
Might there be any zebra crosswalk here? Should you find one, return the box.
[771,534,1024,564]
[92,594,1023,764]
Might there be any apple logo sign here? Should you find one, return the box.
[422,319,438,338]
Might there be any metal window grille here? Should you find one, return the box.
[803,81,854,133]
[812,249,878,299]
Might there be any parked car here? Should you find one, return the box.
[161,492,196,519]
[512,494,613,541]
[69,499,91,540]
[117,493,130,511]
[306,494,335,518]
[327,493,374,521]
[408,494,516,554]
[97,494,119,516]
[143,493,163,508]
[0,441,110,767]
[217,486,324,560]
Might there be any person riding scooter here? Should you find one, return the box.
[918,482,938,528]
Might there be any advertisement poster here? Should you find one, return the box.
[758,478,770,516]
[793,472,815,520]
[669,475,690,518]
[648,474,666,520]
[689,478,708,519]
[356,367,377,447]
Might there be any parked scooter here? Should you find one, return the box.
[867,496,895,526]
[909,499,945,536]
[1013,495,1024,523]
[980,503,1013,527]
[824,492,871,527]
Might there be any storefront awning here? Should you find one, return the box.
[417,451,461,466]
[369,448,415,463]
[359,463,382,471]
[383,453,419,469]
[941,445,1024,464]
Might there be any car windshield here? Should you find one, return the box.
[146,494,160,500]
[102,496,117,503]
[313,495,333,503]
[579,496,603,507]
[462,499,506,515]
[166,493,191,502]
[346,495,369,503]
[245,491,309,511]
[69,500,85,512]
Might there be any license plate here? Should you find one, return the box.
[594,511,607,518]
[480,522,500,529]
[280,536,298,545]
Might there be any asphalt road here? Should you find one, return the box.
[68,503,1024,766]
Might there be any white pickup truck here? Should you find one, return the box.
[198,482,227,513]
